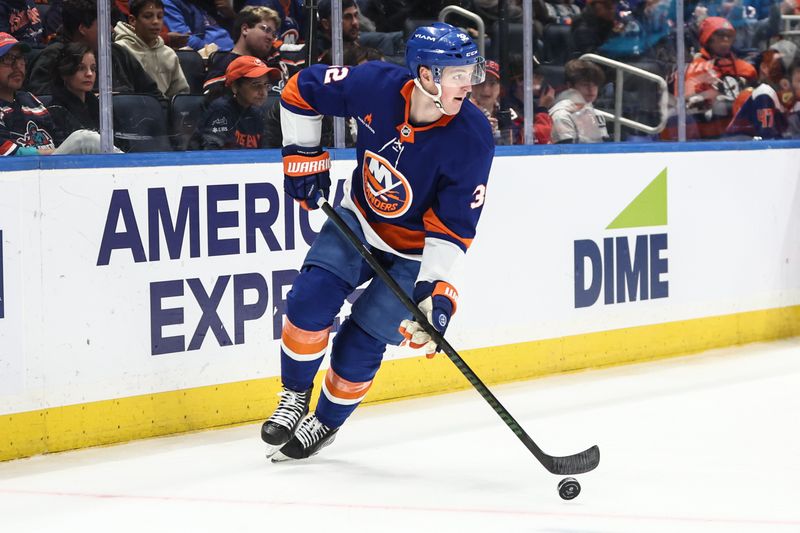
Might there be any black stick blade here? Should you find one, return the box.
[546,445,600,475]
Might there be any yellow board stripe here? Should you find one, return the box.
[3,305,799,462]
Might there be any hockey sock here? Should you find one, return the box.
[281,266,352,391]
[315,320,386,428]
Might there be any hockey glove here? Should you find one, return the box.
[282,144,331,210]
[399,280,458,358]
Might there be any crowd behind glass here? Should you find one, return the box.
[1,0,798,157]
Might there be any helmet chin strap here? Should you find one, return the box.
[413,77,457,116]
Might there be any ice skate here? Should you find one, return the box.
[271,414,338,462]
[261,386,312,458]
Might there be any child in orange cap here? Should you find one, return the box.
[191,55,280,150]
[684,16,757,138]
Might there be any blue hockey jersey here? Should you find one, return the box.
[726,84,789,139]
[280,61,494,283]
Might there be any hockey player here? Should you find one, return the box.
[261,22,494,461]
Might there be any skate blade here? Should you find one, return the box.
[270,450,298,463]
[265,443,285,460]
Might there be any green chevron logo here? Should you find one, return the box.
[574,168,669,308]
[607,167,667,229]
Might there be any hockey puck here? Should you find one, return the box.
[557,477,581,500]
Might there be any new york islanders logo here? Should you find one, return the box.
[362,150,412,218]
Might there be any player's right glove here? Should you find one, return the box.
[399,280,458,358]
[282,144,331,210]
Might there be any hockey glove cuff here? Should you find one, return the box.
[283,144,331,210]
[399,280,458,358]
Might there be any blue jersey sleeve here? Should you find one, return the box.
[416,111,494,283]
[425,148,493,252]
[424,111,495,253]
[281,62,378,118]
[728,86,785,139]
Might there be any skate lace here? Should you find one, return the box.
[294,415,331,449]
[268,389,308,429]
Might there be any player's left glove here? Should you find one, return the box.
[399,280,458,358]
[282,144,331,210]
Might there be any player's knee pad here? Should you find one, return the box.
[329,319,386,382]
[286,266,352,331]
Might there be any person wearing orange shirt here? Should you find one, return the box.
[684,16,757,139]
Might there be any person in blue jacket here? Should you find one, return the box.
[162,0,235,52]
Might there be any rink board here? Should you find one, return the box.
[1,143,799,460]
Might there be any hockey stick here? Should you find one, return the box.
[317,198,600,475]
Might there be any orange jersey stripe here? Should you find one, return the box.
[423,208,473,249]
[281,318,330,355]
[281,73,314,111]
[372,222,425,251]
[352,197,425,251]
[324,368,373,401]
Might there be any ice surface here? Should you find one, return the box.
[2,340,799,532]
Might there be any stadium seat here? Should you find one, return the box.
[176,49,206,94]
[489,22,538,62]
[169,94,206,151]
[542,25,571,65]
[112,94,172,152]
[536,64,566,92]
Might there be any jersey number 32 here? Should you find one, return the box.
[323,67,350,84]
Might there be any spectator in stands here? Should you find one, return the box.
[315,0,403,64]
[204,6,283,98]
[114,0,190,49]
[727,41,798,138]
[570,0,619,59]
[359,0,411,33]
[26,0,163,98]
[46,41,99,145]
[41,0,128,46]
[239,0,306,43]
[317,40,383,65]
[550,58,609,143]
[470,59,517,145]
[0,0,43,45]
[501,55,555,144]
[114,0,189,98]
[0,32,109,155]
[313,0,360,60]
[191,55,279,149]
[786,59,800,138]
[684,16,757,139]
[357,0,455,30]
[162,0,235,58]
[41,0,63,44]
